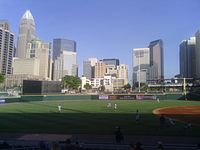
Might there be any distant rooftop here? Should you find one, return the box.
[149,39,163,47]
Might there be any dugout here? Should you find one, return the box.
[23,80,61,95]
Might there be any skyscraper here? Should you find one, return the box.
[148,39,164,81]
[0,20,14,75]
[179,37,196,78]
[53,38,76,60]
[52,38,77,80]
[83,58,98,80]
[16,10,36,58]
[13,10,52,83]
[26,39,52,80]
[83,60,92,80]
[117,64,128,85]
[88,58,98,78]
[94,61,106,78]
[53,51,77,81]
[195,30,200,78]
[133,48,150,84]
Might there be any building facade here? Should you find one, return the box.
[16,10,36,58]
[195,30,200,78]
[103,58,120,68]
[26,39,52,80]
[88,58,98,78]
[53,51,77,81]
[53,38,76,60]
[0,20,14,75]
[117,64,128,85]
[105,64,118,76]
[52,38,77,80]
[83,60,92,80]
[83,58,98,80]
[94,61,106,78]
[13,58,40,76]
[148,39,164,81]
[179,37,196,78]
[133,48,150,84]
[81,76,91,90]
[13,10,53,83]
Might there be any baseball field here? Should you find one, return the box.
[0,99,199,137]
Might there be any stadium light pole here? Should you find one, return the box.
[138,53,141,93]
[183,78,186,100]
[111,78,114,94]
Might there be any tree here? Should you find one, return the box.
[98,85,105,92]
[62,75,81,90]
[84,83,92,90]
[0,74,5,84]
[123,83,131,90]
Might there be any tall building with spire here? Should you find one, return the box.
[12,10,52,85]
[16,10,35,58]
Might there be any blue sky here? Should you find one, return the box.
[0,0,200,78]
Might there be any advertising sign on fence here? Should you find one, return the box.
[118,95,136,100]
[136,95,157,100]
[0,98,5,104]
[99,95,109,100]
[109,95,117,100]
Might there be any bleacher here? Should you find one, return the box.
[81,143,198,150]
[0,139,199,150]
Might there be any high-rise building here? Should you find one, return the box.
[88,58,98,66]
[52,38,77,80]
[16,10,36,58]
[195,30,200,78]
[94,61,106,78]
[117,64,128,85]
[0,20,9,30]
[53,38,76,60]
[179,37,196,78]
[0,20,14,75]
[26,39,52,80]
[53,51,77,81]
[103,58,120,68]
[133,48,150,84]
[13,10,53,83]
[88,58,97,78]
[83,58,98,80]
[148,39,164,81]
[83,61,92,80]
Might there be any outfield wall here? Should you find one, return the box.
[19,95,99,102]
[5,97,21,103]
[2,93,185,103]
[43,95,98,101]
[157,94,184,100]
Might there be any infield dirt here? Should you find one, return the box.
[153,106,200,125]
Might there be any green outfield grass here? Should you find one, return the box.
[0,100,200,136]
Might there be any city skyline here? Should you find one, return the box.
[0,0,200,78]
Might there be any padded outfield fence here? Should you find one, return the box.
[1,93,187,103]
